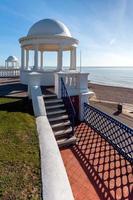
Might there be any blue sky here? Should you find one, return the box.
[0,0,133,66]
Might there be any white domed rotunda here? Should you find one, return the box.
[5,56,19,68]
[19,19,89,120]
[19,19,79,85]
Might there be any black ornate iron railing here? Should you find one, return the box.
[84,103,133,164]
[61,78,76,134]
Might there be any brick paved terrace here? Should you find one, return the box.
[61,123,133,200]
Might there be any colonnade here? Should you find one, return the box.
[5,61,18,68]
[21,46,77,71]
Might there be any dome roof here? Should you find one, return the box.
[27,18,71,37]
[6,56,18,62]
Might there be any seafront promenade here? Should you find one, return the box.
[89,83,133,104]
[89,83,133,128]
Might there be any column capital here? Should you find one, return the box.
[34,45,39,50]
[58,47,62,51]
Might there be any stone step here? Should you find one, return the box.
[45,99,63,105]
[43,89,76,148]
[47,110,66,116]
[46,104,64,110]
[49,115,69,123]
[44,94,57,99]
[57,135,76,148]
[54,127,72,139]
[51,121,71,129]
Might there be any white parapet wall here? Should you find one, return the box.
[30,85,74,200]
[30,85,46,116]
[20,69,56,86]
[55,71,89,98]
[55,71,89,121]
[36,116,74,200]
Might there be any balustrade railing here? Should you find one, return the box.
[62,74,78,89]
[84,103,133,163]
[61,78,76,134]
[0,68,20,77]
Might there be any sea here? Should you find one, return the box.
[0,65,133,89]
[79,66,133,89]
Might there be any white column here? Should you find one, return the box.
[57,48,63,71]
[16,61,18,68]
[21,47,25,70]
[40,51,43,69]
[70,47,76,70]
[26,49,29,69]
[34,46,38,70]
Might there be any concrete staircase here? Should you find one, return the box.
[43,92,76,148]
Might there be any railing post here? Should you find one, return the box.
[55,72,62,98]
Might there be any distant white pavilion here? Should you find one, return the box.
[5,56,19,68]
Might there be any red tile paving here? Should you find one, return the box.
[61,123,133,200]
[61,148,100,200]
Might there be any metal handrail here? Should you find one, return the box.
[84,103,133,164]
[61,78,76,133]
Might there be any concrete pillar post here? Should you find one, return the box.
[57,48,63,71]
[70,47,76,70]
[34,46,38,70]
[21,47,25,69]
[26,49,29,69]
[40,51,43,69]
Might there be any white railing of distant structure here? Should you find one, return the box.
[0,68,20,77]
